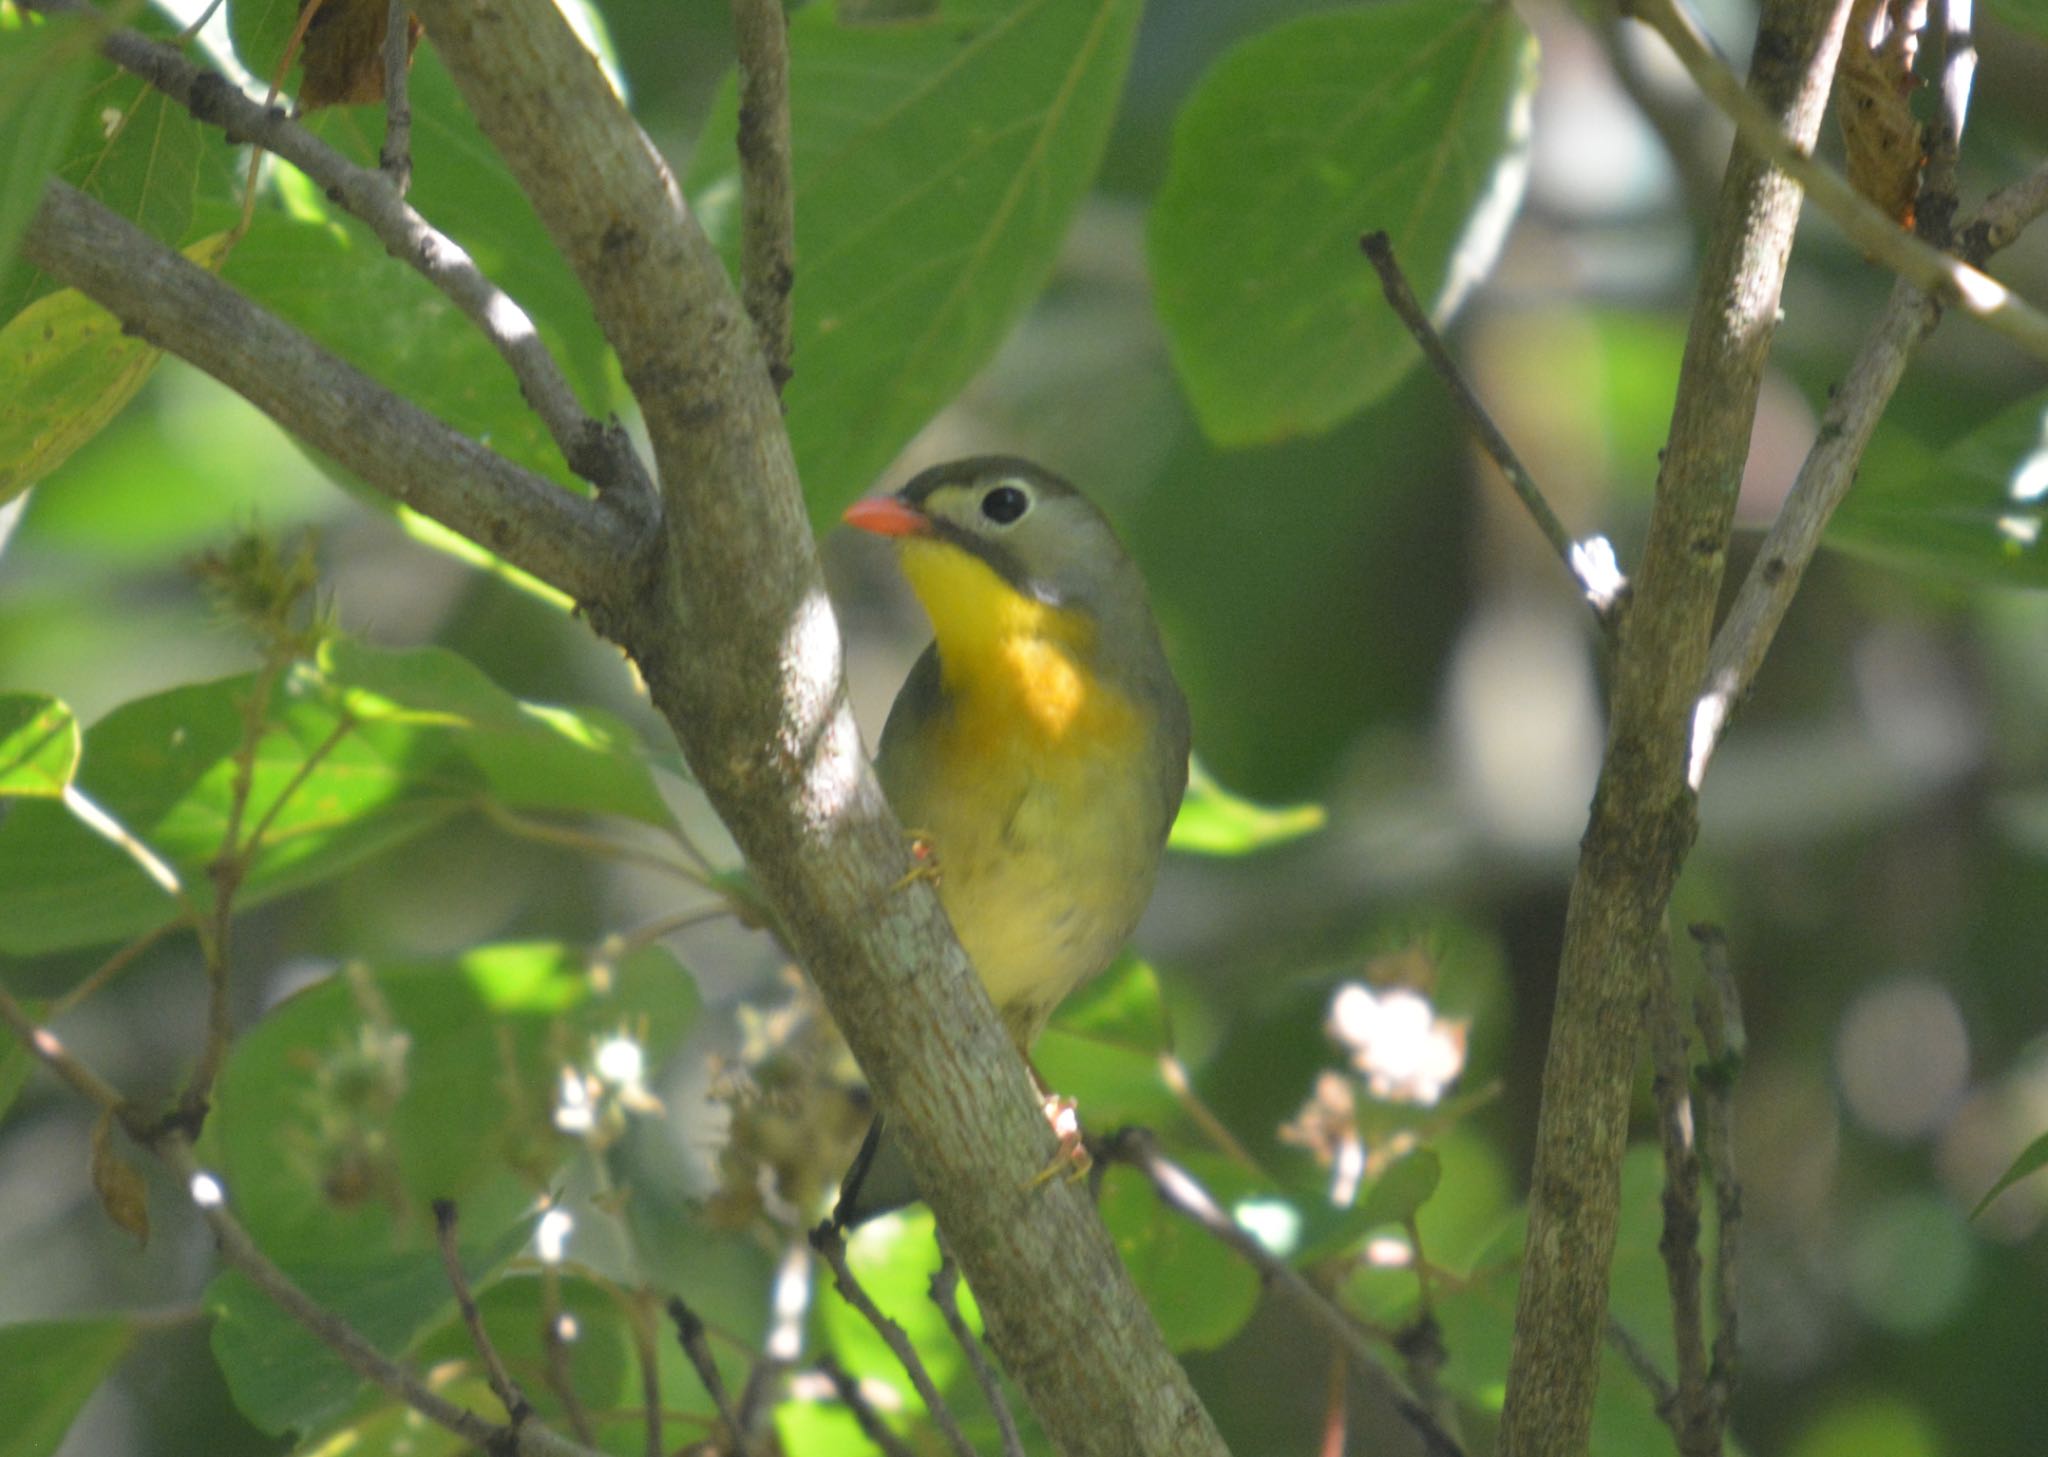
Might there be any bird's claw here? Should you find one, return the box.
[1024,1093,1090,1189]
[889,831,942,894]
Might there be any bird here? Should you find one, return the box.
[832,455,1190,1224]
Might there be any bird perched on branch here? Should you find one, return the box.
[834,456,1190,1224]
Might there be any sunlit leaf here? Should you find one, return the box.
[0,233,236,500]
[1168,758,1325,856]
[1148,0,1536,445]
[0,639,673,954]
[687,0,1144,526]
[0,1317,132,1457]
[820,1210,964,1408]
[1036,955,1181,1128]
[0,693,79,797]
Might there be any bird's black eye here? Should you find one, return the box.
[980,484,1030,525]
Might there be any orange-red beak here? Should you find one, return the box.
[842,495,929,538]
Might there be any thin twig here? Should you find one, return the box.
[479,802,715,888]
[665,1296,752,1457]
[1691,165,2048,786]
[1622,0,2048,366]
[815,1355,917,1457]
[1098,1129,1466,1457]
[434,1200,536,1427]
[807,1222,976,1457]
[1604,1316,1678,1415]
[628,1290,664,1457]
[930,1245,1025,1457]
[1359,231,1624,619]
[380,0,415,192]
[49,917,182,1019]
[729,0,795,392]
[1645,932,1713,1455]
[41,1,651,507]
[0,988,138,1132]
[539,1264,598,1447]
[1688,924,1744,1430]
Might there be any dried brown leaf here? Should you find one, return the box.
[90,1107,150,1247]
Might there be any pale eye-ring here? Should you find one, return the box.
[980,483,1030,525]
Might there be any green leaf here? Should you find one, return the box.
[219,209,584,493]
[1099,1163,1261,1352]
[1831,390,2048,587]
[1035,955,1182,1128]
[0,639,672,954]
[0,9,96,278]
[206,1218,533,1436]
[0,1317,132,1457]
[1147,0,1537,445]
[2,23,221,322]
[686,0,1144,527]
[1972,1127,2048,1218]
[1168,758,1325,856]
[0,693,79,797]
[1294,1147,1442,1266]
[207,941,698,1264]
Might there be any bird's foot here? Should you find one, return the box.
[889,831,942,894]
[1024,1093,1091,1189]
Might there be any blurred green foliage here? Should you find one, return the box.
[4,1,2048,1455]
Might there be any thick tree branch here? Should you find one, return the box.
[405,3,1226,1453]
[730,0,796,391]
[71,15,653,508]
[21,182,637,605]
[1625,0,2048,366]
[1498,3,1850,1453]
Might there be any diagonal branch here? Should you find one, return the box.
[1624,0,2048,367]
[20,181,639,605]
[403,3,1228,1454]
[58,5,651,507]
[1500,3,1852,1452]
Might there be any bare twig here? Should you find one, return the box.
[49,917,182,1018]
[380,0,415,192]
[1097,1129,1465,1457]
[479,802,716,888]
[1359,231,1623,619]
[1645,933,1714,1455]
[1623,0,2048,366]
[1501,4,1849,1450]
[434,1200,536,1428]
[1604,1316,1678,1415]
[808,1223,976,1457]
[730,0,795,392]
[930,1246,1025,1457]
[665,1296,752,1457]
[22,183,637,604]
[1688,925,1744,1427]
[816,1355,917,1457]
[627,1289,664,1457]
[0,988,139,1133]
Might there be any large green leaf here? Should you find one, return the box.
[1148,0,1537,445]
[0,1317,133,1457]
[203,941,697,1434]
[1168,758,1325,856]
[0,639,673,954]
[1098,1162,1261,1352]
[1831,389,2048,587]
[686,0,1144,526]
[1035,954,1183,1128]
